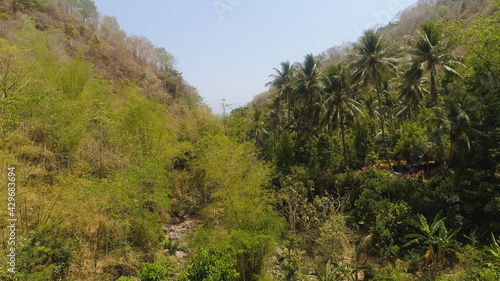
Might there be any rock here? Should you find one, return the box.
[275,247,283,256]
[164,218,200,242]
[178,210,185,218]
[175,251,188,259]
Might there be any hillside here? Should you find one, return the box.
[0,1,270,280]
[319,0,492,67]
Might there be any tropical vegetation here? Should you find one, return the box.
[0,0,499,280]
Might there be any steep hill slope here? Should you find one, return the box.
[0,1,277,280]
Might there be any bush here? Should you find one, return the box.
[116,277,135,281]
[275,132,295,171]
[437,276,457,281]
[353,188,385,226]
[273,249,304,281]
[375,259,416,280]
[458,245,484,273]
[137,263,168,281]
[178,247,238,281]
[316,215,351,263]
[437,5,451,18]
[0,12,10,20]
[393,121,427,165]
[229,230,274,281]
[315,134,343,172]
[16,226,74,280]
[128,211,164,250]
[64,23,78,39]
[353,187,412,257]
[371,202,412,257]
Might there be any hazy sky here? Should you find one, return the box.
[92,0,418,114]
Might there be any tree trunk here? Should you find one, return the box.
[340,103,349,170]
[287,90,291,132]
[377,75,394,172]
[414,92,419,121]
[289,203,295,235]
[430,66,438,103]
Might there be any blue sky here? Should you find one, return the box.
[92,0,418,114]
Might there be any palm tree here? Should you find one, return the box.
[266,61,295,130]
[266,96,285,152]
[396,66,429,120]
[379,80,395,120]
[361,92,380,120]
[294,54,324,131]
[323,64,363,169]
[406,22,463,103]
[349,30,397,168]
[429,97,482,172]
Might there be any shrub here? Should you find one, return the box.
[459,245,484,272]
[353,188,385,226]
[275,132,295,171]
[64,23,78,39]
[354,186,412,257]
[437,5,451,18]
[393,121,427,165]
[229,230,274,281]
[316,215,351,263]
[128,212,164,250]
[375,259,416,281]
[273,249,304,281]
[137,262,168,281]
[116,277,135,281]
[17,226,74,280]
[178,247,238,281]
[315,133,342,172]
[371,202,412,257]
[0,12,10,20]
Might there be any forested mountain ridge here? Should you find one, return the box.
[316,0,492,70]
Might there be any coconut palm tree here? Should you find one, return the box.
[427,95,484,187]
[294,54,324,132]
[361,92,380,120]
[323,64,363,169]
[430,98,481,166]
[266,96,285,152]
[349,30,397,168]
[406,22,463,103]
[266,61,295,130]
[396,66,429,121]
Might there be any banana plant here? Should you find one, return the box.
[486,233,500,266]
[404,211,461,270]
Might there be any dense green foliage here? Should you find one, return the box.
[224,0,500,279]
[0,0,500,280]
[137,263,169,281]
[178,247,238,281]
